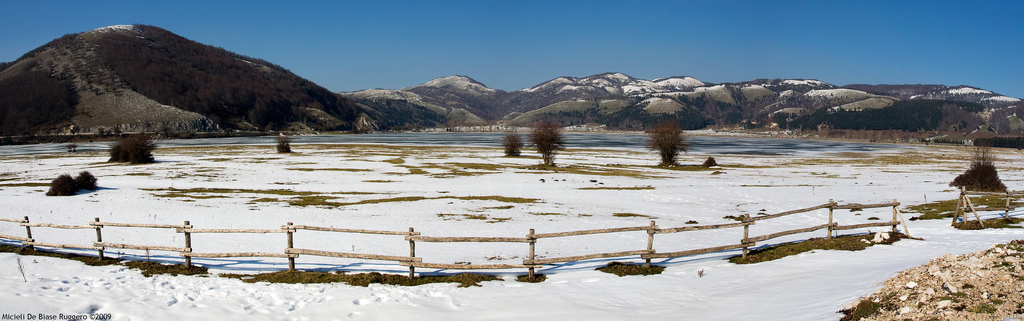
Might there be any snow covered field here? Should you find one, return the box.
[0,139,1021,320]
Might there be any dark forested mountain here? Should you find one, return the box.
[345,75,1024,136]
[0,25,363,136]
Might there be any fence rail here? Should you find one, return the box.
[0,199,912,278]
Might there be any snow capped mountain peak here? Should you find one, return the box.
[652,76,706,89]
[89,25,140,34]
[523,73,706,95]
[781,79,827,86]
[590,72,633,83]
[944,86,992,95]
[416,75,496,94]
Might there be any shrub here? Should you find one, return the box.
[108,134,156,163]
[702,156,718,167]
[74,171,97,191]
[501,133,523,156]
[646,120,688,166]
[276,135,292,153]
[950,145,1006,192]
[529,121,565,166]
[46,174,78,196]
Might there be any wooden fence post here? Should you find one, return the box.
[286,222,295,271]
[408,227,415,279]
[1006,193,1012,219]
[23,216,33,251]
[891,199,899,233]
[742,214,750,259]
[183,220,192,267]
[645,221,655,268]
[94,217,104,259]
[827,199,834,239]
[528,228,536,278]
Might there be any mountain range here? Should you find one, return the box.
[346,74,1024,135]
[2,25,1022,137]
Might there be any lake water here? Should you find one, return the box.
[0,132,910,156]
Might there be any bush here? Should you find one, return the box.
[108,134,156,163]
[646,120,688,166]
[74,171,97,191]
[529,121,565,166]
[46,172,99,196]
[950,146,1006,192]
[46,174,79,196]
[501,133,523,156]
[702,156,718,167]
[276,135,292,153]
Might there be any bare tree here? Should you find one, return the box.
[502,133,523,156]
[646,120,688,166]
[530,121,565,166]
[277,135,292,153]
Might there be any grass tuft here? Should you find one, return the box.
[596,262,665,276]
[612,213,657,219]
[516,274,547,283]
[953,217,1024,230]
[838,299,882,321]
[731,233,906,264]
[123,261,208,277]
[0,244,121,266]
[906,196,1021,220]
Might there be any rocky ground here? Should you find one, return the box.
[847,239,1024,320]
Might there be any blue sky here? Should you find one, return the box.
[3,0,1022,98]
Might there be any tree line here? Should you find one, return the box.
[773,100,984,132]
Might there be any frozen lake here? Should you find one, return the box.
[0,132,911,156]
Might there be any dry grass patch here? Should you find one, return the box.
[144,187,321,200]
[287,195,539,208]
[905,196,1021,220]
[516,274,547,283]
[730,232,907,264]
[613,213,657,219]
[597,262,665,276]
[0,182,50,187]
[0,243,121,266]
[286,167,373,172]
[953,217,1024,230]
[123,261,208,277]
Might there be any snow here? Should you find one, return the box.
[1,139,1022,320]
[945,87,993,95]
[804,88,868,98]
[652,77,705,88]
[420,76,495,94]
[90,25,139,34]
[983,95,1022,103]
[782,79,827,86]
[693,84,727,92]
[522,74,705,95]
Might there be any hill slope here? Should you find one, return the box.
[0,25,363,136]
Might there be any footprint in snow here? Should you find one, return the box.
[351,298,372,306]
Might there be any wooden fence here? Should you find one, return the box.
[951,188,1022,227]
[0,200,909,278]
